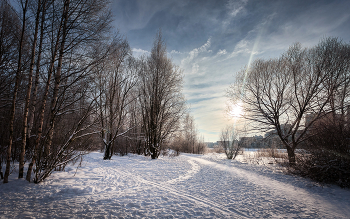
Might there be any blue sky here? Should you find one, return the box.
[111,0,350,142]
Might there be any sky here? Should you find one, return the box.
[111,0,350,142]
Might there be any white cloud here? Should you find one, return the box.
[191,63,199,75]
[216,49,227,56]
[132,48,150,57]
[226,0,248,17]
[181,37,212,66]
[170,50,182,54]
[228,39,252,58]
[222,0,249,29]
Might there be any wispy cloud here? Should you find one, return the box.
[181,37,212,66]
[170,50,182,54]
[226,0,248,17]
[222,0,248,29]
[229,39,250,58]
[216,49,227,56]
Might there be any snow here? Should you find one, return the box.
[1,151,350,218]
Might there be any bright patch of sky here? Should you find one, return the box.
[112,0,350,142]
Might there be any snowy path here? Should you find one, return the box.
[1,152,350,218]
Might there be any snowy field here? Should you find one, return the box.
[1,151,350,218]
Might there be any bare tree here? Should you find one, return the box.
[139,31,185,159]
[168,113,205,154]
[25,0,47,182]
[125,88,144,155]
[183,113,197,153]
[228,38,350,165]
[26,0,62,182]
[18,0,43,179]
[292,39,350,187]
[196,135,207,154]
[4,0,28,183]
[0,1,20,97]
[92,36,138,160]
[220,125,241,160]
[172,113,207,154]
[26,0,113,182]
[0,0,22,180]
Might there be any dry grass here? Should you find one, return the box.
[255,148,287,159]
[213,145,225,153]
[239,148,289,166]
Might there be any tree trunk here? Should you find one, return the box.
[19,0,41,179]
[104,143,110,160]
[287,146,296,166]
[26,0,46,182]
[4,0,28,183]
[150,143,157,159]
[0,158,3,179]
[32,0,63,182]
[46,0,70,158]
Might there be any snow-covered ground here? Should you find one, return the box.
[1,151,350,218]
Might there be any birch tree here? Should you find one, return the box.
[4,0,28,183]
[0,0,21,181]
[26,0,113,182]
[18,0,43,179]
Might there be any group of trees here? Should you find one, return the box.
[0,0,116,183]
[229,37,350,186]
[169,113,207,155]
[1,0,189,184]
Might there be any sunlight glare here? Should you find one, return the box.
[229,102,243,118]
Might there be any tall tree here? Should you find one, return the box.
[26,0,47,182]
[139,31,185,159]
[0,0,22,181]
[26,0,66,182]
[183,114,196,154]
[45,0,70,158]
[4,0,28,183]
[92,36,137,160]
[19,0,42,179]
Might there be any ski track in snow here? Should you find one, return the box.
[114,165,249,218]
[188,156,350,218]
[165,160,200,184]
[1,152,350,218]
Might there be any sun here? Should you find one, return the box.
[229,102,243,118]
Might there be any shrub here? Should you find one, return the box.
[291,150,350,188]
